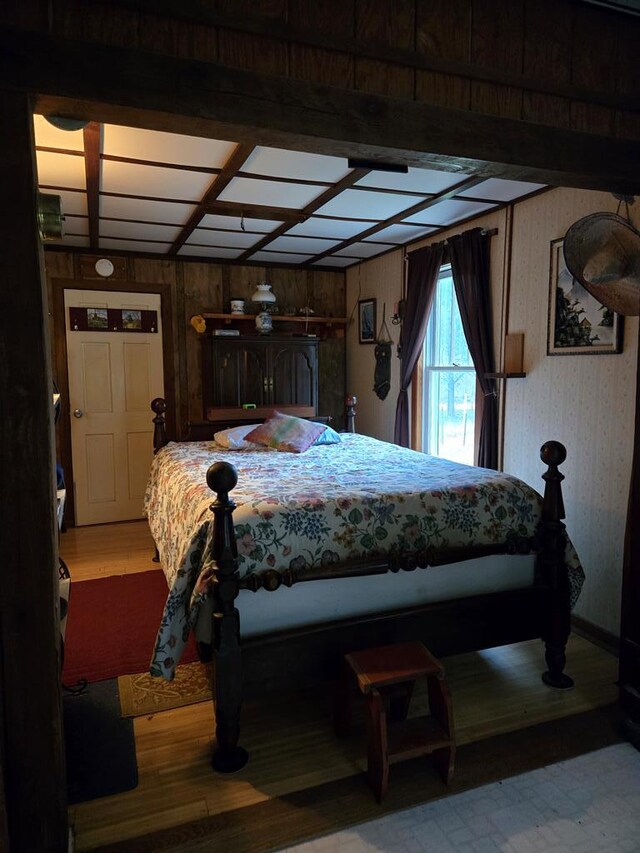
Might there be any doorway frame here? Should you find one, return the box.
[51,278,176,526]
[2,21,639,851]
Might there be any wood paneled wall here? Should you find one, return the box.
[5,0,638,143]
[45,251,345,486]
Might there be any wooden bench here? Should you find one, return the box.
[334,641,455,802]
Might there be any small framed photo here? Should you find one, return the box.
[358,298,376,344]
[87,307,108,330]
[122,309,142,331]
[548,238,623,356]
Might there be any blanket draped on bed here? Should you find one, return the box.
[144,434,584,680]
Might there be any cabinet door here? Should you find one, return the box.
[270,342,318,409]
[206,340,268,408]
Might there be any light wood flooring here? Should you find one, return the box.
[61,522,620,852]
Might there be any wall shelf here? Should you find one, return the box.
[201,312,348,324]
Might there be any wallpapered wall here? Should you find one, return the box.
[346,187,639,636]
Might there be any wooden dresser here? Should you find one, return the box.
[197,335,319,433]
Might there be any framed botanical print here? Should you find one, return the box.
[358,298,376,344]
[547,238,623,355]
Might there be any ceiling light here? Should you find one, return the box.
[95,258,115,278]
[44,115,90,131]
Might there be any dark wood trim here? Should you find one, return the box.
[202,201,307,223]
[170,143,255,255]
[572,614,619,658]
[0,90,67,853]
[237,167,372,262]
[3,29,637,193]
[83,121,101,249]
[50,276,177,526]
[94,0,638,113]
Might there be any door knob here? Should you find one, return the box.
[73,408,84,418]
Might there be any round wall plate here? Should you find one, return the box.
[95,258,115,278]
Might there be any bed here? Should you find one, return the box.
[146,397,583,772]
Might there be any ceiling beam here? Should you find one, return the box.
[202,201,307,223]
[6,28,639,194]
[82,121,101,250]
[237,167,371,263]
[304,176,486,266]
[168,142,255,255]
[89,0,638,114]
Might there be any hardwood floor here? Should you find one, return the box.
[62,523,620,852]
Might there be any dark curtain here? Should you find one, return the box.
[394,242,445,446]
[448,228,498,469]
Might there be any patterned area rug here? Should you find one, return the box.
[118,661,212,716]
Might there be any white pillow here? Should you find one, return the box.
[214,423,265,451]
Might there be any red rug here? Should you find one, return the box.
[62,570,199,684]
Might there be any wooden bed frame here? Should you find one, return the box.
[149,397,574,774]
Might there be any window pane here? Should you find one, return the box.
[425,370,476,465]
[431,272,472,367]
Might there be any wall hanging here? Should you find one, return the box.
[373,303,393,401]
[358,298,376,344]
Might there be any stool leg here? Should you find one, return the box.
[333,657,353,738]
[388,680,414,723]
[427,673,456,785]
[432,744,455,784]
[365,689,389,803]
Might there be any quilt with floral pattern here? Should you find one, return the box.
[144,434,584,679]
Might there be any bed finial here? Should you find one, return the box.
[346,395,357,433]
[204,460,248,773]
[151,397,168,453]
[537,440,573,691]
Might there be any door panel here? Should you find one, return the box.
[65,289,164,525]
[271,343,317,407]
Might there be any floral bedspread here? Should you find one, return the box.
[144,434,584,679]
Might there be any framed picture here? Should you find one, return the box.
[547,238,623,356]
[358,298,376,344]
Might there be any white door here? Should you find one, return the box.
[65,289,164,525]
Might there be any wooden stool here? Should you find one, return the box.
[334,641,455,802]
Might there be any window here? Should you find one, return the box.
[422,267,476,465]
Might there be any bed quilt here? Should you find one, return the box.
[144,434,584,679]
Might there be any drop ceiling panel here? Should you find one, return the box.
[356,167,469,195]
[177,245,245,259]
[56,190,88,217]
[242,147,350,183]
[286,217,375,239]
[100,195,196,224]
[248,251,314,264]
[100,220,182,242]
[403,199,497,226]
[103,125,236,168]
[36,151,87,189]
[34,114,85,152]
[366,223,437,243]
[99,238,172,254]
[267,235,342,254]
[334,241,394,258]
[218,177,325,209]
[187,229,262,249]
[62,216,89,236]
[199,214,281,233]
[101,160,214,201]
[315,189,427,220]
[456,178,546,202]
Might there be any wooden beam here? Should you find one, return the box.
[0,90,67,852]
[93,0,638,113]
[237,167,371,262]
[203,201,307,223]
[169,142,255,254]
[304,176,486,266]
[3,28,639,193]
[83,121,101,249]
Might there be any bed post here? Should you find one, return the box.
[346,395,357,433]
[151,397,168,453]
[205,461,249,773]
[150,398,168,563]
[537,441,574,690]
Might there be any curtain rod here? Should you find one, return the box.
[404,227,499,259]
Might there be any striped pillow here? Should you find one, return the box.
[245,412,327,453]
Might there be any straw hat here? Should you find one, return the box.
[563,212,640,317]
